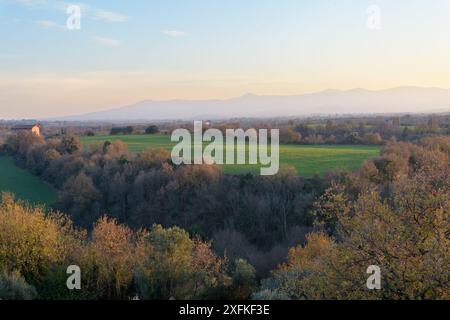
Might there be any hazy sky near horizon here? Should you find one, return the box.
[1,0,450,119]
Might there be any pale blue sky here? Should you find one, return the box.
[1,0,450,118]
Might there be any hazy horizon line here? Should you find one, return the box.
[0,85,448,122]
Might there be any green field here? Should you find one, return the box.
[81,135,381,177]
[0,156,57,207]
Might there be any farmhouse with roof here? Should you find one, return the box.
[11,124,41,136]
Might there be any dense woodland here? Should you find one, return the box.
[2,132,327,277]
[0,118,448,299]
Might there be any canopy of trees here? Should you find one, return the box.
[255,137,450,299]
[0,194,257,300]
[110,126,134,136]
[145,125,160,134]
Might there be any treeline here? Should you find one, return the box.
[149,115,446,145]
[279,126,385,145]
[110,126,134,135]
[282,117,447,145]
[110,125,160,135]
[255,136,450,299]
[4,132,326,276]
[0,194,256,300]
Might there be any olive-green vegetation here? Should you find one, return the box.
[0,194,255,300]
[0,156,56,207]
[80,135,380,177]
[254,136,450,300]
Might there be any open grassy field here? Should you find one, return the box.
[81,135,381,177]
[0,156,57,207]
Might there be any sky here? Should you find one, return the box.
[1,0,450,119]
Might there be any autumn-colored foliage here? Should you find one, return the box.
[255,138,450,300]
[0,194,233,300]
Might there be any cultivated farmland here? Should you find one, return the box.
[81,135,381,177]
[0,156,57,207]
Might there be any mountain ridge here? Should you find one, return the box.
[51,87,450,121]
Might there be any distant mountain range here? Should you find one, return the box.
[54,87,450,122]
